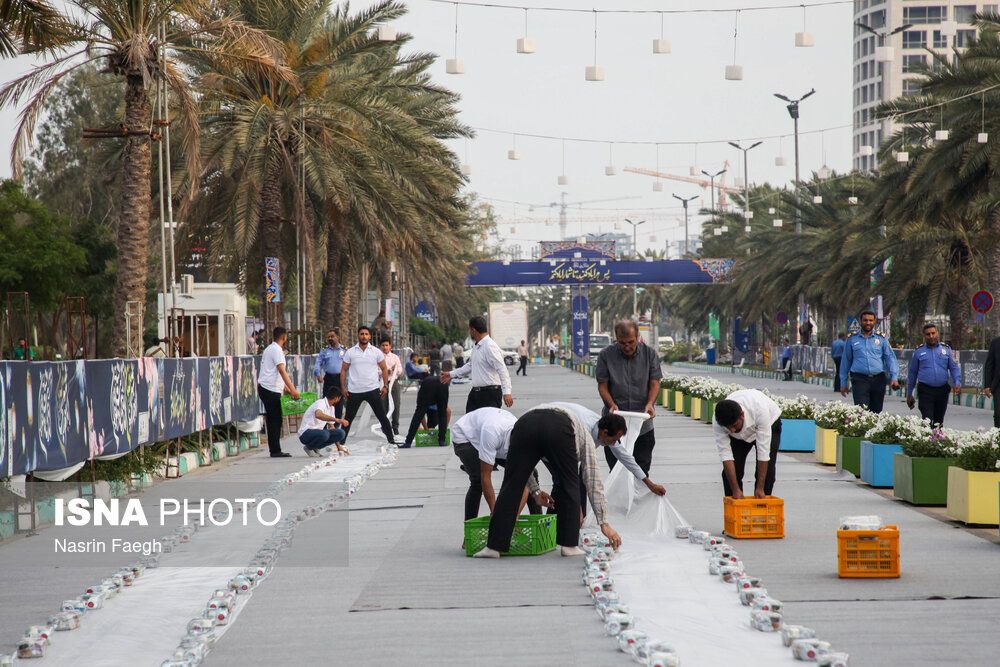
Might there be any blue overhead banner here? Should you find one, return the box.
[571,286,590,362]
[467,258,734,286]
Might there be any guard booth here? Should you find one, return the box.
[157,279,247,356]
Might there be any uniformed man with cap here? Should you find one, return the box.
[905,323,960,425]
[839,310,899,413]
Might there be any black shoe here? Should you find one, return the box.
[269,452,292,458]
[459,464,466,472]
[399,442,412,449]
[438,441,447,447]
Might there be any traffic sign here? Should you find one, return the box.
[972,290,994,314]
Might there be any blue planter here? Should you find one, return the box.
[861,441,902,488]
[779,419,816,452]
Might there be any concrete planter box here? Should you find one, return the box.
[779,419,816,452]
[837,435,863,477]
[893,454,956,506]
[861,441,902,488]
[703,400,715,424]
[659,388,669,407]
[665,389,676,410]
[682,394,692,417]
[945,466,1000,525]
[0,511,14,540]
[691,397,703,420]
[225,439,240,457]
[814,427,838,464]
[673,391,684,413]
[211,441,227,462]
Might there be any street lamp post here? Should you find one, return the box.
[701,168,727,212]
[727,141,763,225]
[672,194,699,256]
[773,89,815,233]
[624,218,645,317]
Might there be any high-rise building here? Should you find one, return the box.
[852,1,994,172]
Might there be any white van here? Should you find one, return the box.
[657,336,675,349]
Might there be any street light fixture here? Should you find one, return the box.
[773,88,814,233]
[672,194,699,256]
[624,218,646,317]
[727,141,763,223]
[701,168,727,213]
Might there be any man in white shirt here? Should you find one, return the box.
[256,327,300,458]
[453,341,465,368]
[551,402,666,497]
[451,408,520,521]
[340,325,395,444]
[298,386,350,457]
[378,337,403,435]
[712,389,783,499]
[548,338,558,365]
[441,316,513,412]
[515,340,529,376]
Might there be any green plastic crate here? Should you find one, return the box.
[414,428,451,446]
[281,392,318,415]
[463,513,557,556]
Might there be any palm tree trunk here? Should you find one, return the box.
[318,207,345,330]
[905,286,929,347]
[111,74,152,357]
[337,258,359,338]
[259,160,284,326]
[986,213,1000,340]
[302,204,316,326]
[946,250,972,349]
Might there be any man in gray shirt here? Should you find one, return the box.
[595,319,662,475]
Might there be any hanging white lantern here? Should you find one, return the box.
[517,37,536,54]
[875,46,894,62]
[848,196,859,205]
[744,225,752,233]
[461,163,472,176]
[577,236,587,244]
[446,58,465,74]
[795,32,815,47]
[649,234,657,242]
[940,20,958,37]
[858,145,874,157]
[510,226,517,234]
[507,149,521,160]
[725,64,743,81]
[720,225,729,232]
[772,219,783,227]
[734,176,745,188]
[585,65,605,81]
[689,165,700,176]
[768,207,776,214]
[558,174,569,185]
[896,151,910,162]
[978,132,989,143]
[653,39,672,54]
[744,210,754,219]
[653,181,664,192]
[605,165,617,176]
[775,155,787,166]
[377,26,398,42]
[818,164,832,180]
[812,195,823,204]
[935,130,950,141]
[713,228,723,236]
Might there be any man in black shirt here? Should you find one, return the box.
[401,376,451,447]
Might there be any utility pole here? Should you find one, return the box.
[624,218,645,318]
[672,194,699,256]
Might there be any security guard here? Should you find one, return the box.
[839,310,899,413]
[905,324,961,425]
[313,329,347,418]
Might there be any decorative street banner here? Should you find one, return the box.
[571,286,590,362]
[415,300,436,323]
[467,258,734,287]
[31,361,88,473]
[265,256,282,302]
[86,360,141,458]
[162,358,196,440]
[233,356,259,422]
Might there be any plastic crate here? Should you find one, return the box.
[723,496,785,539]
[837,524,900,578]
[464,513,557,556]
[281,392,318,415]
[414,428,451,447]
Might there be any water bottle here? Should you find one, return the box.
[16,637,45,659]
[634,640,675,664]
[48,611,80,631]
[791,639,832,661]
[781,624,816,647]
[646,652,680,667]
[688,530,709,544]
[703,535,725,550]
[740,587,768,606]
[674,525,691,539]
[735,575,762,593]
[817,652,849,666]
[750,609,782,632]
[751,596,783,614]
[604,612,633,635]
[617,629,648,654]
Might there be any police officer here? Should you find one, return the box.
[313,329,347,418]
[905,324,960,425]
[839,310,899,413]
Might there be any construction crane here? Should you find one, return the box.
[528,193,642,240]
[623,162,740,210]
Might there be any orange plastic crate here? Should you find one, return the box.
[723,496,785,539]
[837,524,900,578]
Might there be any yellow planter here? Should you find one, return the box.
[691,397,703,420]
[659,387,669,406]
[945,466,1000,525]
[673,391,684,413]
[814,427,838,465]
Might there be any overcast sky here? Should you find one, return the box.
[0,0,854,254]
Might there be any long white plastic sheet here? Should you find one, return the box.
[13,437,391,666]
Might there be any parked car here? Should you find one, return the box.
[589,333,612,361]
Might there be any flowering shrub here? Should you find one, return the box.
[660,375,684,390]
[815,401,857,430]
[774,394,818,420]
[955,430,1000,472]
[835,408,881,437]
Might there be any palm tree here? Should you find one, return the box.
[0,0,288,356]
[0,0,64,58]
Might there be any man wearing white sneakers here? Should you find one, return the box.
[297,386,350,457]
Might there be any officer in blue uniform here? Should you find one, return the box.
[839,310,899,413]
[313,329,347,418]
[906,323,961,425]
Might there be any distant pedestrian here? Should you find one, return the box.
[340,325,395,444]
[596,319,661,476]
[313,329,347,418]
[906,324,960,426]
[402,376,451,448]
[441,341,454,369]
[799,319,814,346]
[371,309,390,336]
[839,310,899,413]
[984,335,1000,427]
[428,342,441,376]
[831,332,846,393]
[453,341,465,368]
[713,389,782,499]
[548,338,558,365]
[297,386,350,457]
[379,337,403,435]
[257,327,300,458]
[13,337,35,360]
[780,338,793,381]
[406,352,429,380]
[516,340,529,376]
[441,316,514,412]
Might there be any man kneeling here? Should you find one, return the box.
[298,387,351,457]
[474,404,622,558]
[712,389,782,499]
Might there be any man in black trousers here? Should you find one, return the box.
[983,335,1000,427]
[340,326,396,445]
[400,376,451,447]
[441,316,513,413]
